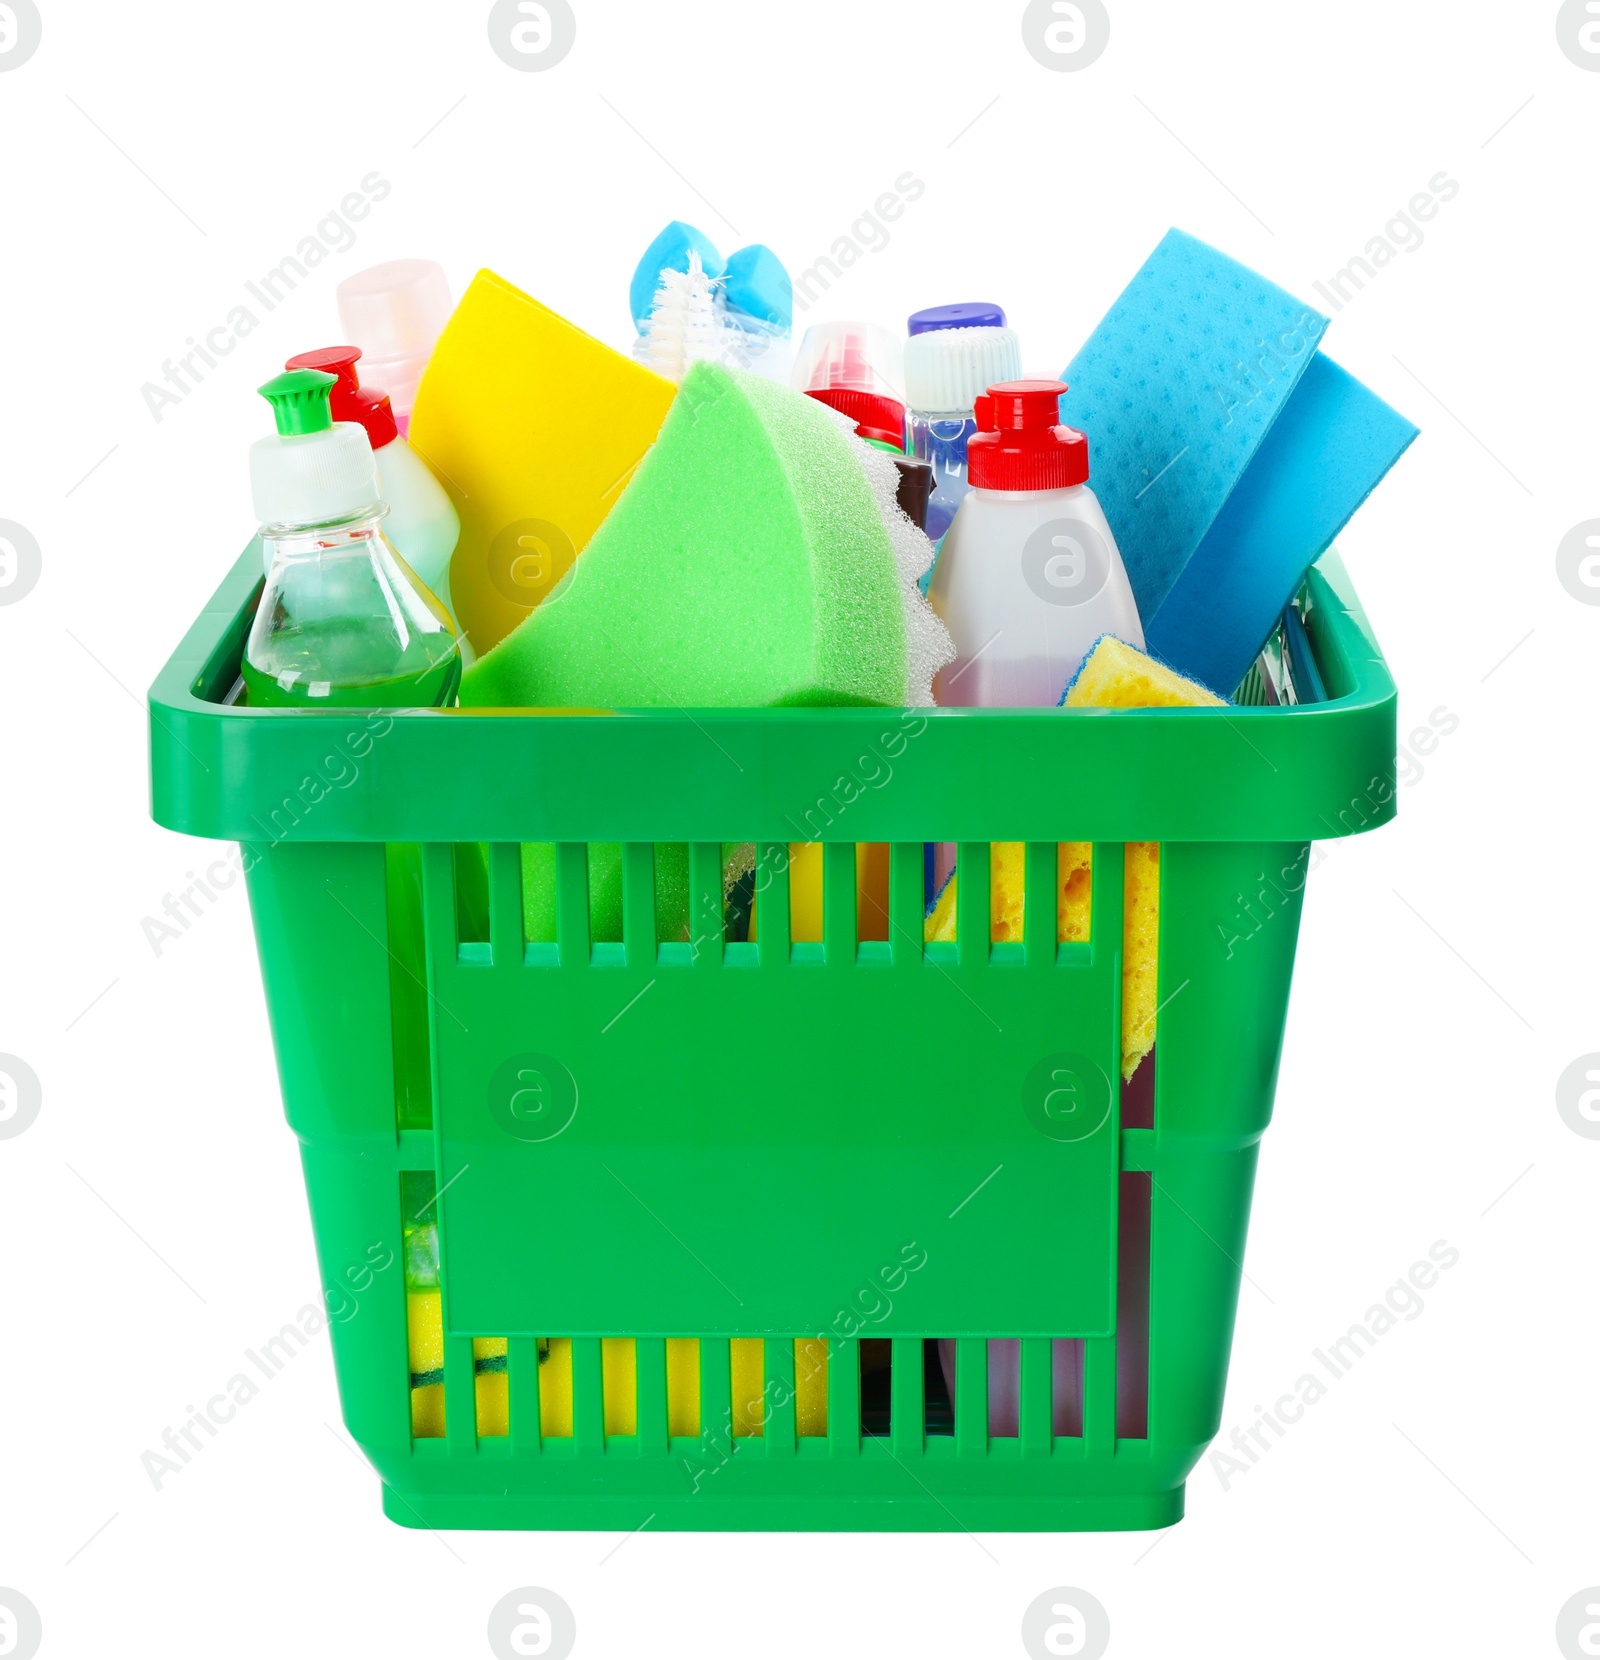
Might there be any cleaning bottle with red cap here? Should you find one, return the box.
[283,346,461,639]
[928,379,1142,707]
[791,321,933,533]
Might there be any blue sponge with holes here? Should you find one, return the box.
[1059,229,1330,624]
[1144,351,1417,695]
[1059,228,1416,695]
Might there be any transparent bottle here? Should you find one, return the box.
[244,369,460,709]
[904,323,1021,546]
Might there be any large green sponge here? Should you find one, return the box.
[460,361,949,709]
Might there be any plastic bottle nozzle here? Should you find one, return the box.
[284,347,399,449]
[285,346,363,399]
[986,379,1069,432]
[258,369,338,437]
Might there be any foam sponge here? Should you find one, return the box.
[1061,634,1228,710]
[1071,639,1223,1077]
[408,270,677,658]
[461,362,951,710]
[923,842,1094,950]
[1059,230,1330,623]
[1060,230,1416,696]
[1144,351,1416,695]
[927,638,1223,1079]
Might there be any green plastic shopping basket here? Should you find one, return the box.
[148,544,1395,1533]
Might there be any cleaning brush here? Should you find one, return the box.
[640,249,724,384]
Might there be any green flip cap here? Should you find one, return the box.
[259,368,337,436]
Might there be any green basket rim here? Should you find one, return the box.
[148,544,1397,845]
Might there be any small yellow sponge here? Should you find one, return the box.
[924,842,1093,945]
[927,639,1223,1081]
[1063,635,1227,710]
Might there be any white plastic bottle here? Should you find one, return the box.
[929,380,1142,707]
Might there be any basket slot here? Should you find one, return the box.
[1054,1339,1085,1437]
[454,843,491,947]
[823,843,856,963]
[891,1336,923,1455]
[602,1337,638,1435]
[828,1337,860,1456]
[858,844,890,941]
[1019,1339,1053,1456]
[795,1339,828,1437]
[690,842,724,965]
[1122,1049,1155,1131]
[731,1338,763,1436]
[473,1338,509,1438]
[754,843,790,960]
[571,1336,605,1453]
[921,1338,952,1435]
[954,1338,986,1454]
[1024,842,1057,966]
[555,843,590,966]
[538,1339,573,1438]
[1083,1337,1116,1453]
[509,1337,543,1454]
[765,1339,797,1456]
[621,842,655,967]
[1116,1172,1152,1440]
[955,842,990,962]
[635,1338,669,1455]
[488,843,522,966]
[889,842,923,963]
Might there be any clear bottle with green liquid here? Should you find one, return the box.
[245,369,472,1132]
[244,367,461,710]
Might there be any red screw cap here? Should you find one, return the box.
[804,387,907,449]
[967,378,1088,491]
[285,346,398,450]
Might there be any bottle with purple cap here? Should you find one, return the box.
[904,302,1021,546]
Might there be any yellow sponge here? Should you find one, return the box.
[924,842,1094,946]
[1063,635,1227,710]
[927,639,1222,1080]
[408,269,676,657]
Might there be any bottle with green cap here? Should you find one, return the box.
[244,368,461,708]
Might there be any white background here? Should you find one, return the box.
[2,0,1595,1654]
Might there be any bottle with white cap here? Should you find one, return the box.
[244,369,460,709]
[903,315,1022,545]
[335,259,453,435]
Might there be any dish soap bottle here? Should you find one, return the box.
[244,368,461,709]
[928,380,1142,707]
[281,347,462,642]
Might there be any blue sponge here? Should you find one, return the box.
[1145,352,1417,695]
[630,221,724,332]
[723,243,792,334]
[1058,230,1330,621]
